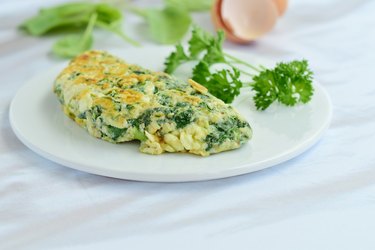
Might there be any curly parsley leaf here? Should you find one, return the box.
[252,60,314,110]
[188,26,213,58]
[166,26,226,75]
[188,27,226,64]
[202,30,226,65]
[163,26,314,109]
[164,44,191,74]
[191,61,211,83]
[192,61,242,103]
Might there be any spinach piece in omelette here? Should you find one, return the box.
[129,107,195,130]
[205,117,250,150]
[106,125,127,141]
[90,105,103,120]
[173,108,194,129]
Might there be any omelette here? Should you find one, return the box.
[54,50,252,156]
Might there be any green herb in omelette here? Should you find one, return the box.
[173,108,194,129]
[164,26,314,110]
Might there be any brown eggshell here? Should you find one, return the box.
[211,0,250,43]
[272,0,288,16]
[212,0,279,43]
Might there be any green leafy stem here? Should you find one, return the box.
[19,0,214,58]
[20,2,139,58]
[164,26,314,110]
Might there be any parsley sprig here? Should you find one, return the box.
[252,60,313,110]
[164,26,314,110]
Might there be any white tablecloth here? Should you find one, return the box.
[1,0,375,249]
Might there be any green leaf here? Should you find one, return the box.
[188,26,212,58]
[251,60,314,110]
[96,21,139,47]
[277,60,314,104]
[95,3,123,26]
[202,30,226,65]
[20,2,96,36]
[20,2,138,46]
[163,26,226,75]
[164,0,213,12]
[164,44,191,74]
[192,61,242,104]
[162,26,314,110]
[188,26,225,64]
[136,5,192,44]
[93,4,140,46]
[52,34,92,58]
[52,13,97,58]
[191,61,211,84]
[251,69,278,110]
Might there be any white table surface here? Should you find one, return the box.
[1,0,375,249]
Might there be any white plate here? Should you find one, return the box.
[9,47,332,182]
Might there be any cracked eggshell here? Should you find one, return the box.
[212,0,280,43]
[272,0,288,16]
